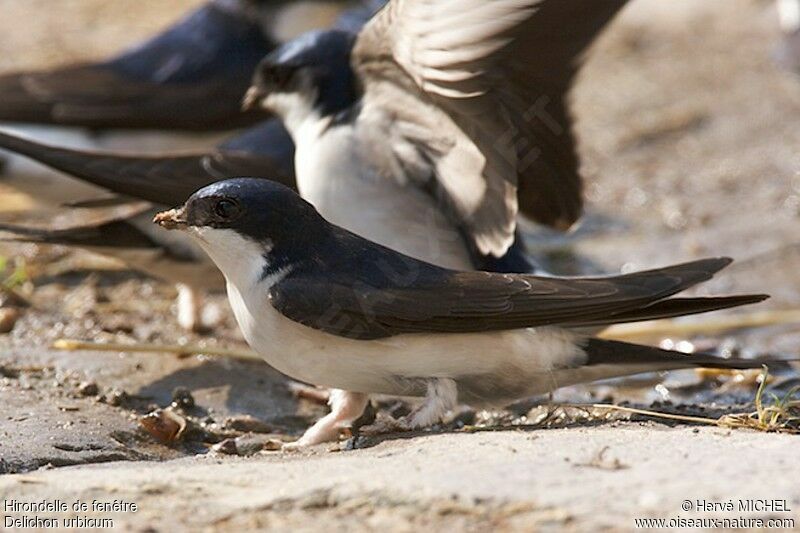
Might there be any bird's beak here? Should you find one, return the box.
[153,207,188,230]
[242,86,265,111]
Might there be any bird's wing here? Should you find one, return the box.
[0,199,152,233]
[0,121,295,206]
[352,0,627,257]
[270,257,766,340]
[0,201,156,250]
[0,3,272,130]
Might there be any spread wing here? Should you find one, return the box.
[270,256,766,340]
[352,0,628,256]
[0,120,295,206]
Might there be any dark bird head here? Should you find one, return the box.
[243,30,357,125]
[155,178,329,282]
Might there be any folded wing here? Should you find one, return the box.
[0,3,273,130]
[270,256,767,340]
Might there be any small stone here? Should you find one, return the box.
[77,381,99,397]
[233,435,274,456]
[212,438,238,455]
[105,389,129,407]
[171,387,195,410]
[0,307,19,334]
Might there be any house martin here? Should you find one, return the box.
[0,0,280,130]
[155,178,774,446]
[243,0,629,272]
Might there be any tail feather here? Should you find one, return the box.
[584,338,795,370]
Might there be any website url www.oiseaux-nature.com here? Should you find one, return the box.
[634,517,795,529]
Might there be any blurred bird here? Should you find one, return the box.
[0,0,372,205]
[243,0,629,272]
[0,0,352,130]
[155,178,774,446]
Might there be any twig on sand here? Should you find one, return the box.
[600,309,800,342]
[576,403,721,426]
[52,339,259,361]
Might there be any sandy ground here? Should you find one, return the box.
[1,0,800,530]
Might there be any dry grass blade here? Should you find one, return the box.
[52,338,260,361]
[718,367,800,433]
[577,366,800,434]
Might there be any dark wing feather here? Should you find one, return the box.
[0,202,223,288]
[583,338,788,370]
[0,4,272,130]
[0,199,151,233]
[0,221,157,251]
[0,123,295,206]
[570,295,769,328]
[270,256,762,340]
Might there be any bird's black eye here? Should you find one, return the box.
[213,199,239,220]
[264,65,295,88]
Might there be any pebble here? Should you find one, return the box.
[212,438,238,455]
[0,307,19,333]
[77,381,99,397]
[171,387,195,410]
[105,389,129,407]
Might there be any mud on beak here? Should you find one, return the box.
[241,86,266,111]
[153,207,188,230]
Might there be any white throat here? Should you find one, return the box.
[187,226,273,289]
[263,90,326,142]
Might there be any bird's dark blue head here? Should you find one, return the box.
[155,178,330,277]
[244,30,357,118]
